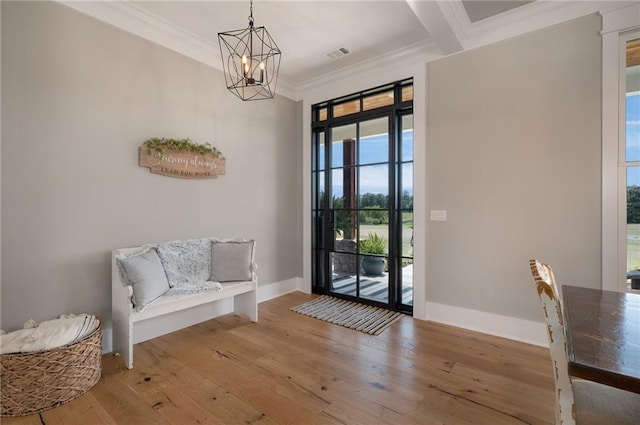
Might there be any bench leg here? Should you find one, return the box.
[120,319,134,369]
[112,315,134,369]
[234,290,258,322]
[124,323,134,369]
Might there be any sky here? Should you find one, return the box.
[319,98,640,190]
[318,129,413,197]
[627,93,640,186]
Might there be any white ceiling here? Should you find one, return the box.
[60,0,635,99]
[131,1,432,83]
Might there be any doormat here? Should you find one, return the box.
[290,295,402,335]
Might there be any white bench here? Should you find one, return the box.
[111,246,257,369]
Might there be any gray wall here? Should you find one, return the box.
[426,14,602,322]
[0,1,605,334]
[1,2,302,330]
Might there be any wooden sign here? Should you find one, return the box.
[139,141,225,179]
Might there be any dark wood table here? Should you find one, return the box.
[562,285,640,393]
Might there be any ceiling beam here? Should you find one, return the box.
[405,0,464,55]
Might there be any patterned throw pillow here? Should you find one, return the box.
[154,238,214,287]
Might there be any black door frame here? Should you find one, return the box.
[311,79,414,314]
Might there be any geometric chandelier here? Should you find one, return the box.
[218,0,281,101]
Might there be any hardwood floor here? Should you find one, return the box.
[3,292,555,424]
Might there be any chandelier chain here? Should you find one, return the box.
[248,0,254,26]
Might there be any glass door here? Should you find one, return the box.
[330,117,391,304]
[311,79,414,312]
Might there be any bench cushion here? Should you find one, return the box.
[165,281,222,296]
[132,280,255,322]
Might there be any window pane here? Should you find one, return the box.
[332,124,356,168]
[359,117,389,165]
[359,211,389,252]
[335,209,357,240]
[358,225,388,302]
[627,167,640,278]
[333,99,360,118]
[359,164,388,203]
[400,261,413,306]
[316,131,325,171]
[401,163,413,209]
[401,212,413,257]
[627,38,640,68]
[401,115,414,162]
[332,140,343,168]
[318,171,325,207]
[331,252,357,287]
[401,85,413,102]
[627,91,640,162]
[331,168,344,207]
[360,256,389,303]
[363,90,394,111]
[627,39,640,162]
[318,107,327,121]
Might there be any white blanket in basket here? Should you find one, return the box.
[0,314,99,354]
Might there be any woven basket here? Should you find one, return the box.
[0,322,102,417]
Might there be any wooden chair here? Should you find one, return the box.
[529,259,640,425]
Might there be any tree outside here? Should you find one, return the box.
[627,186,640,271]
[333,191,413,258]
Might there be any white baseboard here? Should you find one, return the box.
[105,281,546,354]
[102,327,113,354]
[257,277,302,303]
[425,301,549,347]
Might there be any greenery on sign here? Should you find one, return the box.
[143,137,224,159]
[359,232,386,255]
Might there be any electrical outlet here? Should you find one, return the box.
[430,210,447,221]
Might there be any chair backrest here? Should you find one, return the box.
[531,259,559,297]
[529,259,576,425]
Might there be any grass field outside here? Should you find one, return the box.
[358,222,413,258]
[628,223,640,271]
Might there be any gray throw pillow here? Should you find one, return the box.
[210,240,255,282]
[116,249,170,310]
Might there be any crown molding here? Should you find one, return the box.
[298,0,615,101]
[57,1,297,101]
[448,0,635,51]
[297,39,439,103]
[59,1,219,67]
[601,1,640,34]
[57,0,635,103]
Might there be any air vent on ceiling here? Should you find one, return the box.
[325,46,350,60]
